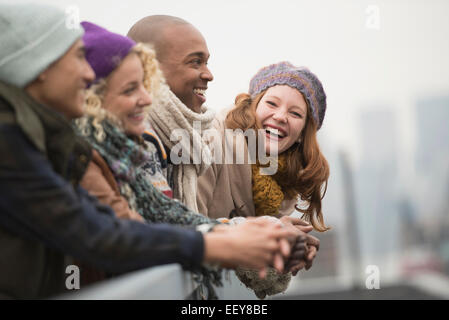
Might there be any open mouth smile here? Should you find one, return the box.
[128,111,144,122]
[193,87,207,103]
[264,125,287,140]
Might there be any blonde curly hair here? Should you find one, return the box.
[76,43,164,142]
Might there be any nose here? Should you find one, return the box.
[138,86,152,106]
[200,65,214,82]
[272,107,288,123]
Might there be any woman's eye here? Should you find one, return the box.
[291,111,302,118]
[267,101,276,107]
[123,87,136,95]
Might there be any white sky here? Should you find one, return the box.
[6,0,449,169]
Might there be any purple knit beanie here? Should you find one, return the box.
[249,61,327,130]
[81,21,136,81]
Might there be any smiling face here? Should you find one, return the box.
[102,52,152,136]
[157,24,213,113]
[255,85,308,155]
[26,39,95,120]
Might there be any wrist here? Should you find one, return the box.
[203,232,223,264]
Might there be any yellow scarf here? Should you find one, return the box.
[251,154,288,216]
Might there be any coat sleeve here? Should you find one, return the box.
[196,114,226,217]
[0,125,204,273]
[196,112,245,219]
[80,155,144,222]
[196,162,220,217]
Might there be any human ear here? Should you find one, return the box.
[37,71,47,82]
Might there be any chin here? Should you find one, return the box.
[70,105,85,120]
[126,126,145,137]
[191,101,203,112]
[265,146,280,157]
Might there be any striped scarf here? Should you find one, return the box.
[75,115,215,227]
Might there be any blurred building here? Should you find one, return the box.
[413,95,449,220]
[354,108,400,278]
[415,95,449,174]
[402,95,449,276]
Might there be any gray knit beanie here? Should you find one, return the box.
[0,3,84,87]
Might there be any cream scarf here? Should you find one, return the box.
[147,83,215,212]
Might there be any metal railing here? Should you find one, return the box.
[57,263,449,300]
[59,264,259,300]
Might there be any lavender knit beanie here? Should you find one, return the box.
[81,21,136,81]
[249,61,327,130]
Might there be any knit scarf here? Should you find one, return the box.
[74,115,213,227]
[148,83,215,212]
[251,154,288,216]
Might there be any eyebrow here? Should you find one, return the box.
[121,80,139,90]
[265,95,306,112]
[185,52,210,60]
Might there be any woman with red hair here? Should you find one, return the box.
[197,62,330,289]
[199,61,329,230]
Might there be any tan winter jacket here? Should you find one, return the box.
[80,150,144,222]
[196,108,297,219]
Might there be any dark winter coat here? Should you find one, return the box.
[0,82,204,299]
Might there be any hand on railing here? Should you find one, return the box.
[202,218,298,275]
[279,216,320,275]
